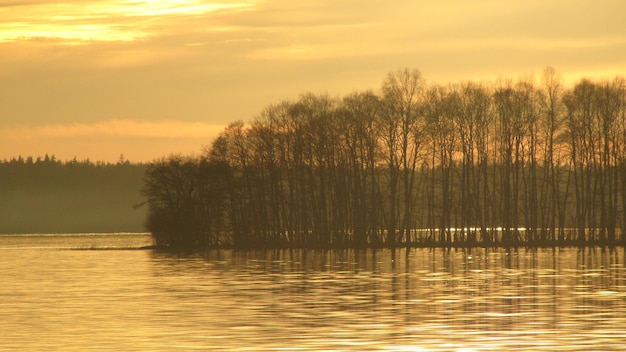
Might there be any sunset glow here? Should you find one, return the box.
[0,1,253,43]
[0,120,223,162]
[1,0,625,162]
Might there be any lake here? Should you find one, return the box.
[1,234,626,351]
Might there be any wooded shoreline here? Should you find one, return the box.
[0,156,146,234]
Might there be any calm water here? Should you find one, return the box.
[1,234,626,351]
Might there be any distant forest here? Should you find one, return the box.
[0,155,146,234]
[143,67,626,248]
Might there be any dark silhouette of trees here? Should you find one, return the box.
[454,82,493,243]
[563,78,626,243]
[424,84,455,243]
[142,155,230,247]
[143,68,626,249]
[538,67,568,242]
[380,69,426,246]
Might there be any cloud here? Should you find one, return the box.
[0,0,255,44]
[1,119,225,140]
[1,1,625,132]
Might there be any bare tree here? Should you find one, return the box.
[381,68,426,246]
[564,80,599,242]
[424,85,455,243]
[339,91,384,245]
[538,67,568,241]
[455,82,493,243]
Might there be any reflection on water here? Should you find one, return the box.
[1,235,626,351]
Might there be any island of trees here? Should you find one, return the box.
[143,67,626,249]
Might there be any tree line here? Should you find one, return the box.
[143,67,626,248]
[0,155,146,233]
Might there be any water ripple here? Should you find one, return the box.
[1,237,626,350]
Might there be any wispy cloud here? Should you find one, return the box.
[0,0,254,43]
[1,120,225,140]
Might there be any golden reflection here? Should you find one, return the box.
[2,242,626,350]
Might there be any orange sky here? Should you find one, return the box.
[1,0,625,162]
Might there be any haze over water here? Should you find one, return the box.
[1,234,626,351]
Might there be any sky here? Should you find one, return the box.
[1,0,625,162]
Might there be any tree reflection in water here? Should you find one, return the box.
[146,247,626,350]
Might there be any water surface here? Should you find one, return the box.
[1,234,625,351]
